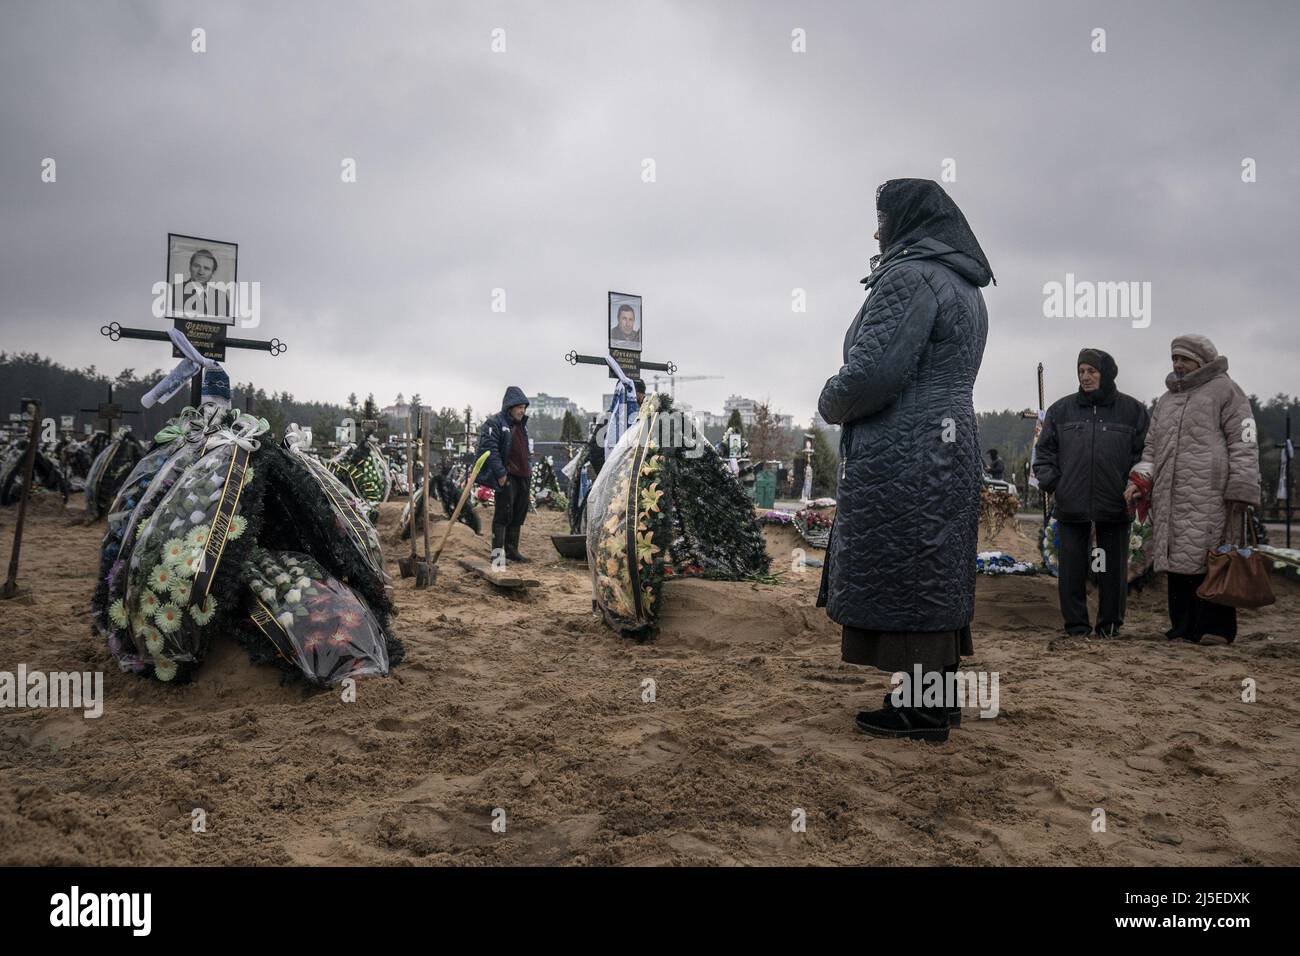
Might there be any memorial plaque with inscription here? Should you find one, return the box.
[172,318,228,362]
[609,347,641,380]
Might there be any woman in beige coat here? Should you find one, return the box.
[1125,334,1260,643]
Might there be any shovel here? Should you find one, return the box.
[428,450,491,572]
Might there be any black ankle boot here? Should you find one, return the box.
[883,692,961,727]
[856,705,950,743]
[505,528,529,563]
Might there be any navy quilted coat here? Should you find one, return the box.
[816,237,990,631]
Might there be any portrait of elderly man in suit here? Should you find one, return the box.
[177,248,229,318]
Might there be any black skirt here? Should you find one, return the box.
[842,625,973,673]
[1166,571,1237,642]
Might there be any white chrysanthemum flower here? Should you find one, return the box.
[140,590,161,613]
[228,514,248,540]
[154,657,178,682]
[149,564,174,592]
[260,586,275,602]
[175,550,201,578]
[154,603,183,633]
[285,588,301,604]
[162,538,188,565]
[169,578,192,604]
[189,594,217,625]
[108,599,129,628]
[186,526,210,548]
[142,625,164,655]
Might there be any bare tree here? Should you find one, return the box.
[748,401,792,464]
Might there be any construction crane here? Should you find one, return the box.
[650,373,723,399]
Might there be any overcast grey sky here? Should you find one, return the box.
[1,0,1296,423]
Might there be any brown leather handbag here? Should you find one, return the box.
[1197,510,1276,609]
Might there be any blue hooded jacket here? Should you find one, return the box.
[476,386,530,486]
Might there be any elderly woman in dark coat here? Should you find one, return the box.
[817,179,993,743]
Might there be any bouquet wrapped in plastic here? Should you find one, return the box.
[84,430,145,518]
[284,424,386,582]
[586,394,769,637]
[93,406,401,684]
[327,436,391,508]
[114,413,264,679]
[245,547,391,685]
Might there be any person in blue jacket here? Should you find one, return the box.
[476,386,532,562]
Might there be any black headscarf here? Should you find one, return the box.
[1076,348,1118,405]
[871,179,995,285]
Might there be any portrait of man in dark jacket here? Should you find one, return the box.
[816,178,993,743]
[476,385,532,563]
[1033,349,1149,637]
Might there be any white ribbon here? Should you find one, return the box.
[284,422,310,452]
[1279,439,1294,501]
[603,354,640,456]
[141,329,221,409]
[206,414,269,453]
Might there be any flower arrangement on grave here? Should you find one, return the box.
[1257,545,1300,579]
[243,547,391,686]
[327,435,391,512]
[92,403,400,684]
[83,429,145,519]
[586,394,769,637]
[792,505,833,548]
[529,458,568,512]
[976,551,1037,575]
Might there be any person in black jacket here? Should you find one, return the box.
[986,449,1005,480]
[816,178,993,744]
[1033,349,1149,637]
[476,386,532,562]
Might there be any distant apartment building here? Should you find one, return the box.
[528,393,584,420]
[722,394,758,426]
[719,395,794,429]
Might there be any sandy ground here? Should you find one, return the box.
[1,494,1298,866]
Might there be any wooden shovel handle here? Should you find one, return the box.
[431,451,491,565]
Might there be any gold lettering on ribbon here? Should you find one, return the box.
[195,445,251,602]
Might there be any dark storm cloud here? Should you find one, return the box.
[1,0,1296,424]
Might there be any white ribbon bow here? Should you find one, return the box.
[207,414,269,453]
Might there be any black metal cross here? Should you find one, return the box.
[100,320,286,406]
[564,349,676,379]
[79,384,140,435]
[1273,410,1293,548]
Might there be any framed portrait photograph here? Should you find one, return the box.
[608,291,643,353]
[165,233,238,323]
